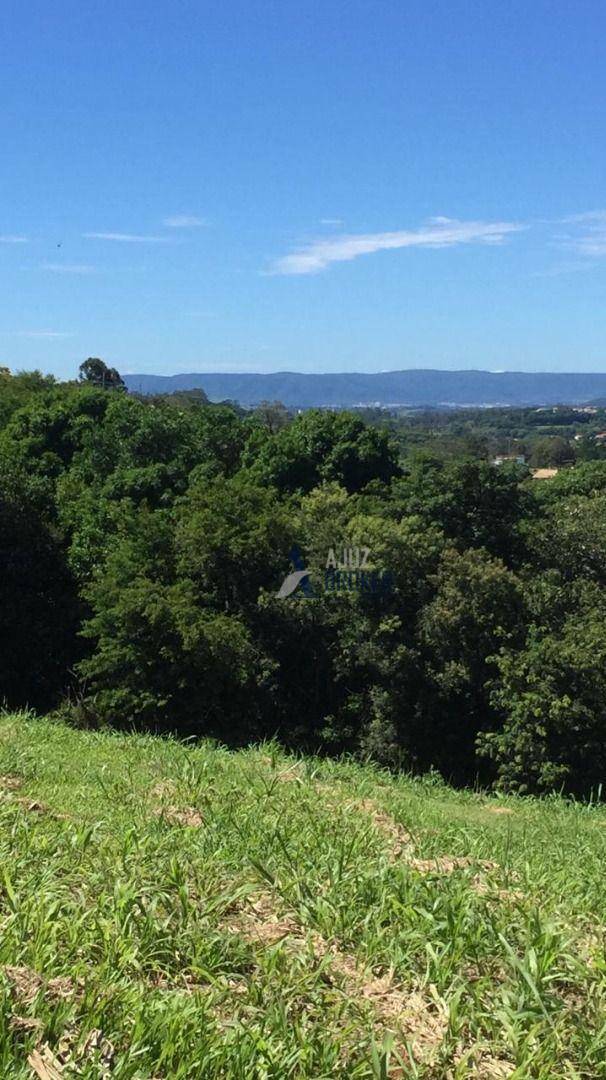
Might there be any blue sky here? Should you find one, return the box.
[2,0,606,379]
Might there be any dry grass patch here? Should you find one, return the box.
[27,1029,116,1080]
[150,779,204,826]
[28,1045,65,1079]
[9,1015,44,1036]
[221,889,448,1067]
[352,798,415,857]
[3,966,79,1007]
[471,877,523,902]
[149,779,177,799]
[449,1048,514,1078]
[148,970,208,994]
[15,798,69,820]
[0,774,23,791]
[0,779,69,819]
[221,891,301,946]
[19,799,48,814]
[409,855,497,875]
[152,804,203,827]
[352,798,500,885]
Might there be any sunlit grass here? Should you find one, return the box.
[1,713,606,1077]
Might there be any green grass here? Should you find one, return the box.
[1,715,606,1077]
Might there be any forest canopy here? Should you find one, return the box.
[2,365,606,795]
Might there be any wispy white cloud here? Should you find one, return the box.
[270,216,525,275]
[557,211,606,257]
[7,330,75,339]
[40,263,96,274]
[572,236,606,257]
[319,218,343,226]
[83,232,168,243]
[560,211,606,224]
[0,235,28,243]
[163,215,207,228]
[533,260,596,279]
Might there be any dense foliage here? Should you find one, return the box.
[2,368,606,794]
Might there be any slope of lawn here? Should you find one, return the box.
[1,714,606,1078]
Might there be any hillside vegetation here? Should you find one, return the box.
[1,714,606,1078]
[4,368,606,793]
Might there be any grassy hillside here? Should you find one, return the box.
[1,716,606,1078]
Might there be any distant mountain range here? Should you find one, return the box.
[124,369,606,409]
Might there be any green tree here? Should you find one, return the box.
[393,457,532,564]
[0,465,80,710]
[175,475,295,612]
[245,409,401,494]
[530,435,575,468]
[531,460,606,503]
[480,584,606,794]
[0,369,57,432]
[254,400,291,434]
[0,384,111,485]
[75,503,272,737]
[79,357,125,390]
[527,492,606,583]
[414,548,525,782]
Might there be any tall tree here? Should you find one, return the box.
[78,357,125,390]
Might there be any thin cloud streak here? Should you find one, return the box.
[41,263,97,274]
[0,235,28,243]
[8,330,75,339]
[270,216,525,275]
[83,232,169,243]
[560,211,606,224]
[533,261,595,278]
[557,210,606,257]
[568,236,606,257]
[163,215,207,228]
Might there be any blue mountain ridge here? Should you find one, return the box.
[124,369,606,409]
